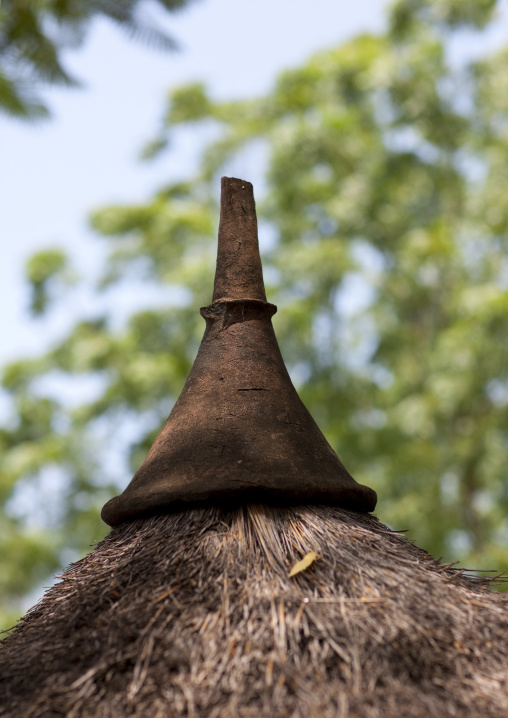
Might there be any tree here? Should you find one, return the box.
[1,0,508,626]
[0,0,198,120]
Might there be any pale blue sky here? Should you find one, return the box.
[1,0,507,370]
[1,0,390,367]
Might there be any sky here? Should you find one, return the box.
[2,0,508,366]
[0,0,393,370]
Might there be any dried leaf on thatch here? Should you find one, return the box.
[289,550,319,577]
[1,505,508,718]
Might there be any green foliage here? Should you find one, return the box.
[0,0,199,120]
[166,82,212,123]
[2,0,508,626]
[25,248,70,315]
[390,0,498,37]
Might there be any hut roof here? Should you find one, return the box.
[1,505,508,717]
[1,177,507,717]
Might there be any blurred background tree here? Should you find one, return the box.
[0,0,197,120]
[1,0,507,627]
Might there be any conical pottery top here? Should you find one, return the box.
[101,177,377,526]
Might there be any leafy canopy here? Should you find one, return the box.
[0,0,197,120]
[1,0,508,626]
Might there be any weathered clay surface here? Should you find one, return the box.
[101,178,377,526]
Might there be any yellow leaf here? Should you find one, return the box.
[288,551,319,577]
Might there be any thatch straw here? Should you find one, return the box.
[1,506,507,717]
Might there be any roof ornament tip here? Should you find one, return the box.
[101,177,377,526]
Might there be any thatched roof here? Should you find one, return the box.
[1,505,508,717]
